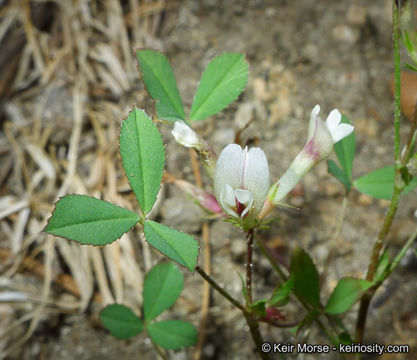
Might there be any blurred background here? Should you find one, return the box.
[0,0,416,359]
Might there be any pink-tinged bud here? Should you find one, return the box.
[174,179,223,214]
[171,120,217,177]
[265,307,286,321]
[269,105,354,204]
[214,144,270,229]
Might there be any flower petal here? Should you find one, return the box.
[325,109,342,132]
[214,144,245,200]
[234,189,254,217]
[219,183,239,218]
[308,104,321,139]
[331,123,354,143]
[243,147,270,214]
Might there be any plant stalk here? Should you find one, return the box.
[255,238,342,347]
[246,229,254,304]
[195,265,269,359]
[393,0,401,161]
[355,1,404,343]
[355,185,402,343]
[195,266,244,311]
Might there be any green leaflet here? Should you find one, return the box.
[354,165,417,199]
[290,247,320,308]
[100,304,143,339]
[268,276,294,307]
[324,277,374,314]
[44,195,140,245]
[190,53,248,121]
[120,107,165,214]
[143,262,184,321]
[136,49,185,121]
[147,320,197,350]
[327,160,352,190]
[144,220,199,271]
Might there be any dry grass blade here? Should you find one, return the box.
[0,0,175,356]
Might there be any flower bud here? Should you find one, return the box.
[269,105,354,204]
[171,120,217,177]
[174,179,223,214]
[214,144,270,229]
[172,120,204,149]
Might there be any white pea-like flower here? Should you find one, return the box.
[269,105,354,204]
[214,144,270,228]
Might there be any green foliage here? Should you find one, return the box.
[290,247,320,307]
[44,195,140,245]
[101,263,196,350]
[250,300,267,318]
[120,107,165,214]
[136,50,185,121]
[324,277,374,314]
[405,63,417,72]
[290,309,320,336]
[268,276,294,307]
[190,53,248,121]
[237,272,249,304]
[147,320,198,350]
[100,304,143,339]
[143,262,184,321]
[144,220,199,271]
[353,165,417,199]
[374,250,390,282]
[338,331,353,345]
[327,116,355,190]
[327,160,352,190]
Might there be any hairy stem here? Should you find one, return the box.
[393,0,401,161]
[242,311,270,360]
[355,172,403,343]
[196,265,269,359]
[246,229,254,304]
[355,2,404,343]
[195,266,244,311]
[388,225,417,276]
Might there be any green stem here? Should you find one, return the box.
[195,266,244,311]
[355,181,402,343]
[256,238,342,347]
[196,265,269,359]
[388,225,417,276]
[242,311,271,360]
[355,4,405,343]
[393,0,401,161]
[246,229,254,305]
[402,100,417,164]
[256,238,288,280]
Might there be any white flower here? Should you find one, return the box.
[306,105,354,160]
[269,105,354,204]
[171,120,203,149]
[214,144,270,227]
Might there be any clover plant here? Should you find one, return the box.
[45,2,417,357]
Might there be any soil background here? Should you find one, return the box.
[1,0,416,359]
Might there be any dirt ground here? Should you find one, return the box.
[1,0,417,359]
